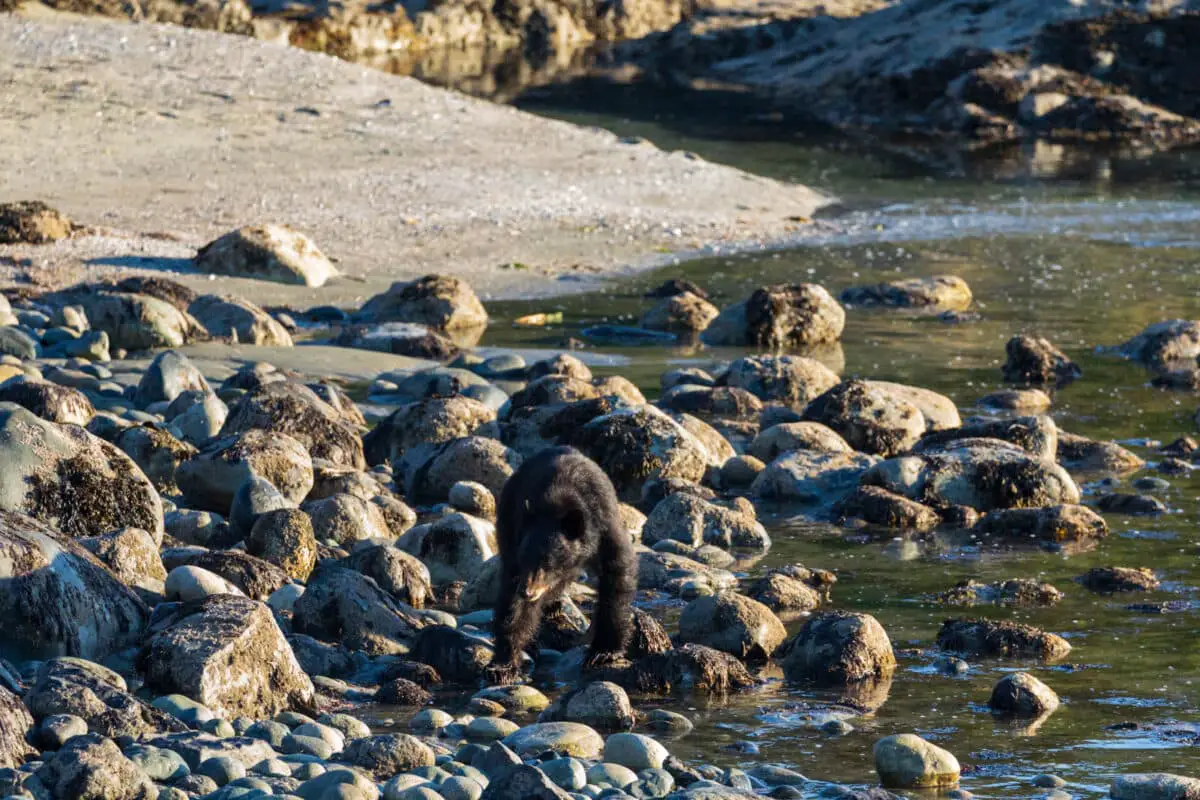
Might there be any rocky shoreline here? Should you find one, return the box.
[2,186,1200,798]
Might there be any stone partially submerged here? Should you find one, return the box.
[841,275,972,311]
[936,619,1071,660]
[702,283,845,349]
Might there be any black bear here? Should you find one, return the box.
[485,445,636,685]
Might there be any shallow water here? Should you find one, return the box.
[442,115,1200,796]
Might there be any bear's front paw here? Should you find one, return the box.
[583,651,632,672]
[482,662,524,686]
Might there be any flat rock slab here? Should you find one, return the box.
[0,16,828,306]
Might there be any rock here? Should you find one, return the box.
[978,388,1052,412]
[54,289,204,351]
[1057,431,1145,474]
[245,508,318,581]
[974,504,1108,544]
[481,764,572,800]
[408,436,522,502]
[194,224,338,287]
[746,571,824,613]
[501,722,604,759]
[408,625,492,683]
[678,593,786,661]
[0,326,39,360]
[143,594,315,719]
[641,292,719,333]
[782,611,895,686]
[24,658,183,739]
[412,512,496,585]
[644,279,709,300]
[229,474,295,537]
[610,644,757,694]
[936,619,1071,660]
[343,734,434,779]
[833,485,940,531]
[1096,493,1168,516]
[988,672,1059,716]
[0,200,73,243]
[802,380,925,456]
[636,550,738,597]
[293,563,425,653]
[305,492,391,545]
[116,424,196,494]
[868,381,960,432]
[0,380,94,425]
[605,732,669,770]
[749,422,850,463]
[78,527,167,593]
[642,493,769,550]
[1110,773,1200,800]
[135,350,211,407]
[39,713,89,750]
[357,275,489,344]
[1003,335,1081,385]
[540,682,634,730]
[841,275,972,311]
[342,544,433,608]
[702,284,844,348]
[915,415,1058,462]
[0,512,148,660]
[751,450,880,503]
[221,381,364,468]
[723,355,839,409]
[295,766,382,800]
[873,734,960,789]
[659,385,763,421]
[184,549,290,600]
[1079,566,1160,593]
[364,396,497,469]
[0,404,164,539]
[167,389,229,446]
[933,578,1063,606]
[449,480,497,520]
[337,321,461,360]
[178,429,313,513]
[1116,320,1200,371]
[865,440,1080,513]
[0,684,35,768]
[375,677,432,706]
[542,757,588,791]
[35,734,156,800]
[190,294,293,346]
[165,564,245,601]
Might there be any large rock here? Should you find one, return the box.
[0,200,73,243]
[409,626,494,684]
[78,527,167,593]
[914,415,1058,462]
[724,355,840,409]
[702,284,844,348]
[749,422,850,463]
[501,722,604,759]
[1110,774,1200,800]
[409,512,497,585]
[640,291,719,333]
[52,290,203,351]
[751,450,880,504]
[292,563,425,653]
[221,381,365,468]
[335,321,461,360]
[539,681,635,730]
[189,294,293,346]
[183,550,290,601]
[357,274,489,344]
[781,611,895,685]
[343,733,434,779]
[841,275,972,311]
[24,658,184,739]
[342,544,433,609]
[1057,431,1145,474]
[0,404,164,540]
[116,424,197,494]
[0,512,148,661]
[0,684,35,768]
[1003,334,1082,385]
[1116,320,1200,371]
[408,435,522,502]
[247,508,318,581]
[608,644,757,694]
[936,619,1071,660]
[134,350,211,407]
[363,396,497,469]
[568,405,711,502]
[863,440,1080,512]
[802,380,926,456]
[34,734,156,800]
[194,224,339,287]
[142,594,315,719]
[833,485,940,531]
[988,671,1059,716]
[873,734,960,789]
[642,493,769,550]
[678,593,786,661]
[0,380,94,426]
[974,504,1108,544]
[482,764,572,800]
[177,429,313,512]
[304,492,391,544]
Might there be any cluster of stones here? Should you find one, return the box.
[1,203,1197,798]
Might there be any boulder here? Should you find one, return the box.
[751,450,880,503]
[678,593,786,661]
[1057,431,1145,474]
[408,436,522,502]
[292,563,425,653]
[988,672,1059,716]
[1115,320,1200,371]
[1079,566,1159,593]
[134,350,211,407]
[78,527,167,593]
[749,422,850,463]
[914,415,1058,462]
[194,224,338,287]
[116,424,197,493]
[0,511,148,661]
[936,619,1071,660]
[781,611,895,685]
[183,550,290,601]
[481,764,572,800]
[932,579,1063,607]
[304,492,391,545]
[342,544,433,609]
[189,294,293,346]
[642,493,769,550]
[609,644,757,694]
[363,396,497,469]
[873,734,959,789]
[411,512,496,585]
[343,734,435,780]
[833,485,940,531]
[973,504,1108,544]
[659,385,763,420]
[54,290,203,351]
[841,275,972,311]
[539,681,634,730]
[501,722,604,759]
[0,684,35,768]
[723,355,840,409]
[335,321,461,360]
[0,404,164,540]
[0,380,94,425]
[568,405,711,502]
[34,734,156,800]
[24,658,182,739]
[221,381,365,468]
[702,284,845,348]
[0,200,73,243]
[1003,334,1082,385]
[1110,774,1200,800]
[167,389,229,446]
[177,429,313,513]
[640,292,719,333]
[802,380,925,456]
[409,626,494,684]
[142,595,315,719]
[747,568,828,613]
[357,274,489,344]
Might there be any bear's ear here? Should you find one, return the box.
[560,508,586,540]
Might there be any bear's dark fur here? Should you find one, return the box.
[485,446,635,685]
